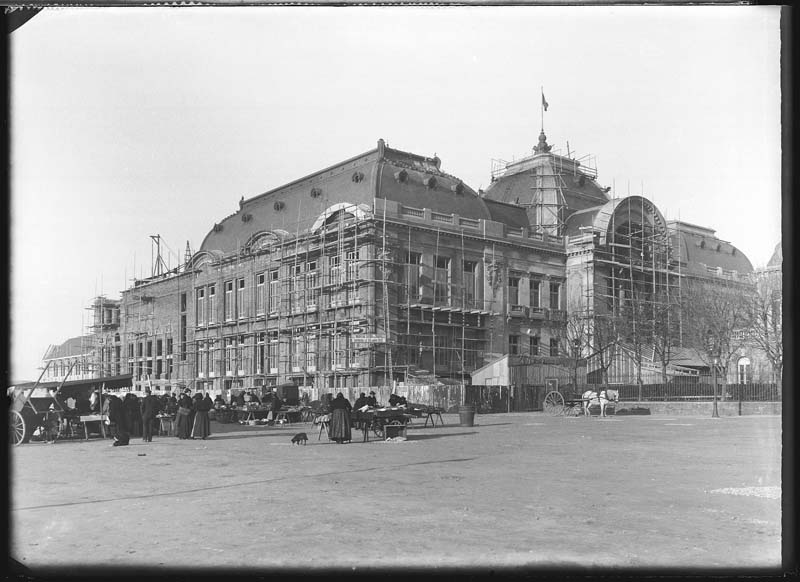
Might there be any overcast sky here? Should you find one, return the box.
[10,6,781,381]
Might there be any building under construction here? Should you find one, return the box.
[44,130,757,397]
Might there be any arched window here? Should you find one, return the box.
[737,357,751,384]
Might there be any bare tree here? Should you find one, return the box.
[681,277,753,391]
[747,271,782,387]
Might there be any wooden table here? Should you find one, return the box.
[79,414,107,439]
[157,415,176,436]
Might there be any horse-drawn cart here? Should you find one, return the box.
[9,384,65,445]
[543,389,618,417]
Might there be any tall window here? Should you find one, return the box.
[269,269,279,313]
[407,252,422,302]
[225,337,236,375]
[256,333,265,374]
[508,277,520,306]
[346,251,359,281]
[291,335,304,370]
[529,336,539,356]
[196,288,206,325]
[306,263,319,307]
[224,280,234,321]
[549,338,559,357]
[267,333,279,372]
[434,256,451,305]
[289,265,303,312]
[737,357,751,384]
[208,284,216,323]
[256,273,266,315]
[237,278,246,318]
[509,335,520,355]
[329,255,342,285]
[463,260,477,308]
[530,279,541,309]
[549,281,561,310]
[306,336,318,370]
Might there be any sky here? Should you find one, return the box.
[10,6,782,382]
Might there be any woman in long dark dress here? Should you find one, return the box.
[191,393,212,439]
[175,392,193,440]
[328,392,352,444]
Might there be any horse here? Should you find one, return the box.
[581,389,619,418]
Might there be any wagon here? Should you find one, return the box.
[543,389,618,417]
[351,407,412,440]
[9,383,66,446]
[543,390,588,416]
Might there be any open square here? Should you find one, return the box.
[10,412,781,572]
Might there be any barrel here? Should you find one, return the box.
[458,404,476,427]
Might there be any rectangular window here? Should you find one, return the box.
[329,255,342,285]
[291,335,304,370]
[180,314,187,361]
[237,278,246,319]
[530,279,541,309]
[156,358,163,377]
[256,273,266,315]
[529,336,539,356]
[180,292,187,313]
[128,344,134,358]
[225,337,235,374]
[306,269,319,308]
[166,338,173,355]
[509,335,520,355]
[407,252,422,302]
[269,269,279,313]
[137,342,143,358]
[346,251,359,281]
[306,336,317,370]
[508,277,520,306]
[434,256,451,306]
[463,260,477,308]
[267,333,279,372]
[156,339,163,357]
[549,338,559,357]
[256,333,265,375]
[549,282,561,310]
[146,341,152,357]
[196,288,206,325]
[208,284,216,323]
[224,280,234,321]
[237,334,247,373]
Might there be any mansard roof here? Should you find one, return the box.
[198,140,495,255]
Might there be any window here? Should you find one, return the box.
[256,333,265,375]
[146,341,152,357]
[225,337,236,374]
[347,251,359,281]
[180,292,187,313]
[529,336,539,356]
[137,342,143,358]
[463,260,477,308]
[180,314,187,361]
[196,288,206,325]
[329,255,342,285]
[156,339,163,357]
[530,279,541,309]
[549,338,559,357]
[269,269,279,313]
[509,335,520,355]
[434,256,451,305]
[128,344,134,358]
[306,267,319,307]
[166,338,173,356]
[224,281,234,321]
[508,277,520,306]
[407,252,422,302]
[291,335,304,370]
[208,284,216,323]
[737,357,751,384]
[237,279,246,318]
[549,282,561,310]
[267,333,279,372]
[256,273,266,315]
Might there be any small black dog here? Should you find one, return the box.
[291,432,308,445]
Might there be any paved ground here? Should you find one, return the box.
[9,412,782,574]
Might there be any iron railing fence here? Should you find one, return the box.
[604,381,781,402]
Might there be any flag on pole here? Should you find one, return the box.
[542,92,549,111]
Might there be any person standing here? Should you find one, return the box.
[191,393,212,440]
[366,391,378,407]
[328,392,352,444]
[107,394,130,446]
[124,393,142,438]
[141,387,160,442]
[175,391,193,440]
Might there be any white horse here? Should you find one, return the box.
[582,389,619,418]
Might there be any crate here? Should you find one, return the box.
[384,424,407,439]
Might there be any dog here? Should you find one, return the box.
[291,432,308,445]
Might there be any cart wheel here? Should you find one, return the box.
[543,391,565,416]
[372,421,385,439]
[10,410,27,446]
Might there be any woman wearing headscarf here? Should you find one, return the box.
[328,392,352,444]
[191,393,212,440]
[124,393,142,438]
[175,391,193,440]
[107,394,130,446]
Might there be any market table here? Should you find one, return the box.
[156,414,176,436]
[423,407,445,428]
[78,414,107,439]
